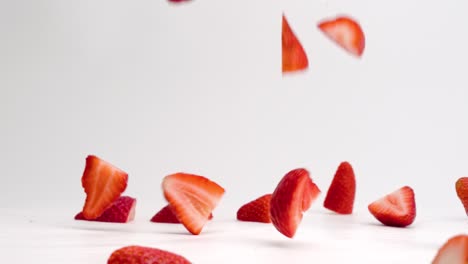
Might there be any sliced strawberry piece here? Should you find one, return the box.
[108,245,191,264]
[168,0,191,3]
[432,234,468,264]
[75,196,136,223]
[81,155,128,219]
[270,168,320,238]
[162,173,225,235]
[237,194,272,223]
[282,14,308,73]
[368,186,416,227]
[323,161,356,214]
[456,177,468,215]
[151,205,213,223]
[318,16,365,57]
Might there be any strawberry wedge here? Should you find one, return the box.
[108,246,191,264]
[237,194,272,223]
[162,173,225,235]
[75,196,136,223]
[318,15,365,57]
[81,155,128,219]
[151,205,213,223]
[368,186,416,227]
[282,15,309,73]
[432,234,468,264]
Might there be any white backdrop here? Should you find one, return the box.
[1,0,468,219]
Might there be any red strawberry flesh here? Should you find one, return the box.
[456,177,468,215]
[151,205,213,223]
[108,245,191,264]
[323,161,356,214]
[368,186,416,227]
[282,15,308,73]
[318,16,365,57]
[432,234,468,264]
[75,196,136,223]
[237,194,272,223]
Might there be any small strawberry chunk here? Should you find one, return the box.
[151,205,213,223]
[282,14,309,73]
[432,234,468,264]
[368,186,416,227]
[323,161,356,214]
[162,173,225,235]
[237,194,272,223]
[318,15,365,57]
[75,196,136,223]
[456,177,468,215]
[108,245,191,264]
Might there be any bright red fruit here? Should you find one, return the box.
[456,177,468,215]
[282,15,308,73]
[108,245,191,264]
[75,196,136,223]
[432,234,468,264]
[81,155,128,219]
[368,186,416,227]
[323,161,356,214]
[151,205,213,223]
[237,194,272,223]
[270,168,320,238]
[162,173,225,235]
[318,16,365,57]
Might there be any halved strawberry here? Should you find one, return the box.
[270,168,320,238]
[237,194,272,223]
[282,14,309,73]
[432,234,468,264]
[456,177,468,215]
[75,196,136,223]
[323,161,356,214]
[368,186,416,227]
[151,205,213,223]
[108,245,191,264]
[318,15,365,57]
[81,155,128,219]
[162,173,225,235]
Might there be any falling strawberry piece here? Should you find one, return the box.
[151,204,213,223]
[270,168,320,238]
[168,0,191,3]
[456,177,468,215]
[108,245,191,264]
[75,196,136,223]
[237,194,272,223]
[368,186,416,227]
[81,155,128,219]
[162,173,225,235]
[432,234,468,264]
[318,16,365,57]
[323,161,356,214]
[282,15,309,73]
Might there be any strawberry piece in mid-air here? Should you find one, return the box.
[108,245,191,264]
[151,205,213,223]
[282,15,308,73]
[323,161,356,214]
[318,16,365,57]
[162,173,225,235]
[432,234,468,264]
[456,177,468,215]
[270,168,320,238]
[81,155,128,219]
[75,196,136,223]
[368,186,416,227]
[237,194,272,223]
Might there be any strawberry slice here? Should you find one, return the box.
[318,16,365,57]
[237,194,272,223]
[151,205,213,223]
[108,245,191,264]
[432,234,468,264]
[162,173,225,235]
[368,186,416,227]
[75,196,136,223]
[270,168,320,238]
[323,161,356,214]
[456,177,468,215]
[81,155,128,219]
[282,14,309,73]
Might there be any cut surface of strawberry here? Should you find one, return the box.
[108,245,191,264]
[456,177,468,215]
[323,161,356,214]
[81,155,128,219]
[368,186,416,227]
[162,173,225,235]
[75,196,136,223]
[432,234,468,264]
[318,15,365,57]
[151,204,213,223]
[237,194,272,223]
[270,168,320,238]
[282,14,308,73]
